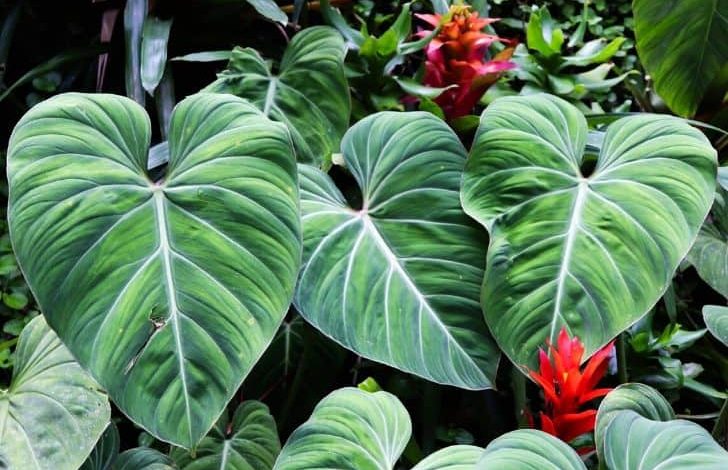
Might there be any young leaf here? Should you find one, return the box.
[603,411,728,469]
[171,401,281,469]
[595,383,675,463]
[273,387,411,469]
[140,17,173,95]
[461,94,717,369]
[7,93,301,448]
[123,0,147,104]
[205,27,350,166]
[295,112,499,390]
[476,429,586,469]
[0,316,110,470]
[633,0,728,117]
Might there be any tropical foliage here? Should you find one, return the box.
[0,0,727,469]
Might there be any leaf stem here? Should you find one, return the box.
[617,333,629,383]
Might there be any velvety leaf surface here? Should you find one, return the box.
[171,401,280,470]
[603,411,728,469]
[295,111,498,390]
[0,316,110,470]
[412,445,484,470]
[205,26,350,166]
[476,429,585,469]
[462,94,716,368]
[7,92,301,448]
[273,387,411,470]
[633,0,728,117]
[703,305,728,346]
[595,383,675,462]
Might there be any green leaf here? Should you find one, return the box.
[461,94,716,368]
[7,92,301,448]
[394,77,455,99]
[115,448,175,470]
[295,111,499,390]
[595,383,675,463]
[412,445,484,470]
[703,305,728,346]
[526,7,562,58]
[688,188,728,298]
[562,37,626,68]
[171,51,232,62]
[141,17,173,95]
[246,0,287,25]
[2,291,27,310]
[603,411,728,469]
[0,316,110,470]
[476,429,586,469]
[81,423,120,470]
[124,0,147,105]
[633,0,728,117]
[205,26,350,166]
[273,387,411,470]
[171,401,281,469]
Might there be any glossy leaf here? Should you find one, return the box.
[0,316,110,470]
[476,429,586,469]
[246,0,287,25]
[412,445,484,470]
[205,26,350,166]
[688,187,728,298]
[603,411,728,469]
[171,401,280,469]
[273,387,411,470]
[115,448,175,470]
[595,383,675,462]
[633,0,728,117]
[461,94,716,368]
[81,423,120,470]
[703,305,728,346]
[296,111,498,390]
[123,0,147,104]
[140,17,173,95]
[7,92,301,448]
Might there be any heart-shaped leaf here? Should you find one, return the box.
[461,94,716,367]
[603,411,728,469]
[595,383,675,463]
[703,305,728,346]
[295,111,498,390]
[633,0,728,117]
[412,445,484,470]
[476,429,586,469]
[688,186,728,298]
[273,387,411,470]
[206,26,350,166]
[0,316,110,470]
[171,400,280,469]
[7,92,301,448]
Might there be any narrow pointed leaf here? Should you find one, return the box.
[171,401,280,469]
[0,316,110,470]
[703,305,728,346]
[140,17,173,95]
[476,429,586,469]
[412,445,484,470]
[273,387,411,470]
[603,411,728,469]
[7,92,301,448]
[595,383,675,462]
[461,94,716,368]
[296,111,499,390]
[205,26,350,166]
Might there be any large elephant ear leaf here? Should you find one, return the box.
[171,400,281,469]
[603,411,728,469]
[476,429,586,469]
[205,26,350,166]
[594,383,675,463]
[633,0,728,117]
[411,445,484,470]
[7,92,301,448]
[0,316,110,470]
[703,305,728,346]
[273,387,411,470]
[688,186,728,298]
[295,111,499,390]
[462,94,716,368]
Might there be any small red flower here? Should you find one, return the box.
[528,328,614,444]
[416,6,515,119]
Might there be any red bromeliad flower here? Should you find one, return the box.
[416,5,515,119]
[528,327,614,444]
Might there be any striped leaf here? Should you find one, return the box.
[0,316,110,470]
[295,111,498,390]
[476,429,585,469]
[7,92,301,448]
[206,26,350,166]
[461,94,716,368]
[703,305,728,346]
[412,445,484,470]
